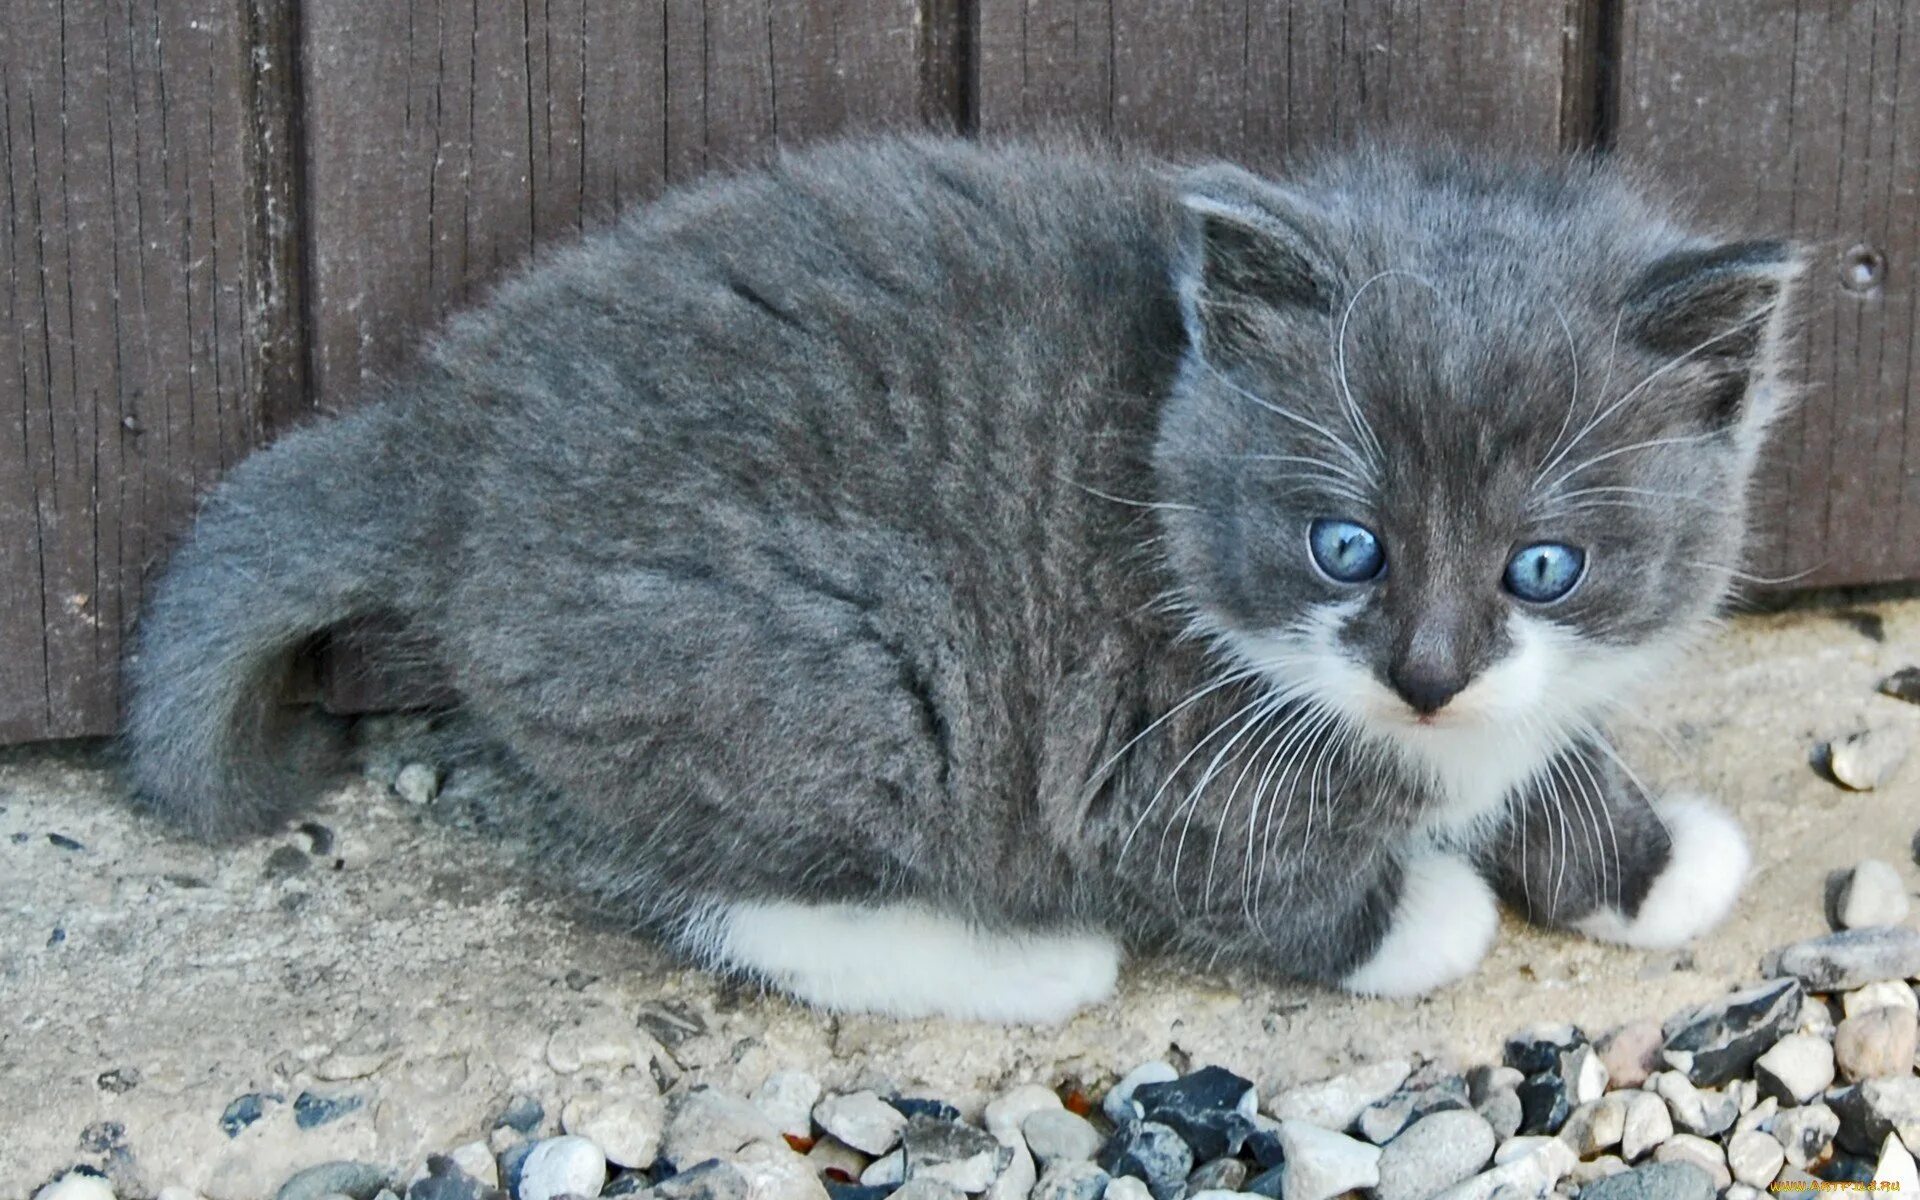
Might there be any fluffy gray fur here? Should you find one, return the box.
[125,137,1799,1000]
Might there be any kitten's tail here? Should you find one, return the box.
[124,400,434,839]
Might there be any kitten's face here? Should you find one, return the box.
[1153,153,1798,802]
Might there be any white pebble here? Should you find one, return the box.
[754,1070,823,1140]
[518,1136,608,1200]
[1102,1062,1178,1125]
[814,1091,907,1156]
[1493,1136,1555,1166]
[1754,1034,1835,1105]
[393,761,439,805]
[1432,1137,1575,1200]
[983,1083,1063,1142]
[1277,1119,1382,1200]
[861,1149,906,1187]
[1654,1134,1732,1190]
[1834,1006,1920,1082]
[985,1139,1037,1200]
[155,1190,202,1200]
[563,1089,665,1168]
[1268,1060,1413,1132]
[1104,1178,1154,1200]
[1845,980,1920,1019]
[33,1176,115,1200]
[1728,1128,1786,1189]
[1833,859,1913,929]
[1875,1132,1920,1194]
[1828,729,1909,790]
[449,1142,499,1189]
[732,1141,830,1200]
[1621,1089,1673,1162]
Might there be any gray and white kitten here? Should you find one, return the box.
[126,137,1799,1022]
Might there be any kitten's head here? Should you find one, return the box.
[1152,148,1800,800]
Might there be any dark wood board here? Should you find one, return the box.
[973,0,1581,161]
[1615,0,1920,588]
[0,0,302,743]
[299,0,934,709]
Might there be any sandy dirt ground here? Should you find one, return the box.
[3,597,1918,1199]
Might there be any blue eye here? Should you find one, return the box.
[1308,519,1386,583]
[1504,543,1586,603]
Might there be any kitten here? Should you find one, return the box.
[125,137,1799,1022]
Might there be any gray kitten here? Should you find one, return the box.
[125,137,1799,1021]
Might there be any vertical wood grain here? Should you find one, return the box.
[0,0,302,743]
[1616,0,1920,588]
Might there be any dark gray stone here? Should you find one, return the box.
[1764,928,1920,992]
[1502,1025,1587,1076]
[275,1161,392,1200]
[1134,1066,1255,1161]
[1515,1072,1570,1135]
[1661,978,1803,1086]
[655,1159,751,1200]
[1576,1162,1715,1200]
[220,1092,275,1138]
[1096,1120,1194,1200]
[407,1155,505,1200]
[293,1089,364,1130]
[1245,1167,1285,1199]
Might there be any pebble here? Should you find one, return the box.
[1095,1121,1193,1200]
[293,1090,364,1130]
[1134,1067,1257,1159]
[445,1144,498,1191]
[1244,1166,1284,1198]
[1493,1136,1555,1166]
[1880,667,1920,704]
[1660,979,1803,1086]
[1030,1162,1109,1200]
[1834,1006,1919,1082]
[1652,1134,1732,1190]
[274,1163,390,1200]
[889,1183,965,1200]
[985,1140,1036,1200]
[1560,1094,1628,1157]
[515,1136,606,1200]
[393,762,440,805]
[984,1085,1064,1142]
[1371,1109,1495,1200]
[861,1150,905,1187]
[1433,1135,1575,1200]
[903,1115,1009,1194]
[807,1136,869,1181]
[664,1089,782,1168]
[1268,1060,1411,1132]
[1576,1161,1715,1200]
[1727,1129,1786,1189]
[1829,1077,1920,1156]
[1474,1090,1522,1142]
[1597,1022,1666,1092]
[545,1011,656,1075]
[1104,1063,1180,1126]
[1753,1033,1836,1105]
[1504,1026,1587,1076]
[1734,1097,1779,1140]
[405,1155,492,1200]
[1568,1155,1629,1187]
[1650,1072,1737,1138]
[657,1161,750,1200]
[1826,729,1908,790]
[1724,1185,1765,1200]
[1773,1103,1842,1169]
[1621,1091,1673,1162]
[1828,859,1913,930]
[1874,1132,1920,1193]
[562,1090,664,1169]
[1514,1071,1570,1135]
[1357,1075,1471,1145]
[732,1141,830,1200]
[1104,1177,1154,1200]
[754,1071,823,1140]
[895,1099,966,1124]
[1767,926,1920,992]
[32,1175,116,1200]
[1274,1120,1381,1200]
[1845,980,1920,1019]
[816,1092,910,1157]
[1021,1109,1103,1166]
[1186,1157,1248,1191]
[494,1094,544,1135]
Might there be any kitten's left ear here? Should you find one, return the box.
[1622,240,1803,432]
[1175,164,1338,360]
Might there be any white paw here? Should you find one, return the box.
[1343,852,1499,997]
[686,900,1120,1024]
[1574,794,1750,949]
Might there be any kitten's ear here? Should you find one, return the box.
[1622,240,1803,431]
[1176,164,1336,359]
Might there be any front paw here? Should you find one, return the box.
[1574,794,1751,949]
[1343,852,1499,997]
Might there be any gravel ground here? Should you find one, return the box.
[4,597,1918,1200]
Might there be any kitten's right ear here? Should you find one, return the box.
[1176,164,1336,359]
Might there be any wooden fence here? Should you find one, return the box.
[3,0,1916,744]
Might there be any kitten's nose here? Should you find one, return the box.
[1388,662,1467,715]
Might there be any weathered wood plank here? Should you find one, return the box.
[1616,0,1920,587]
[300,0,931,710]
[974,0,1575,162]
[0,0,301,743]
